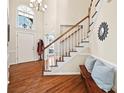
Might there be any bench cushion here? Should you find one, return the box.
[84,56,96,72]
[91,60,114,92]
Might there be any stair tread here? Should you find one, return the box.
[50,65,58,67]
[81,41,89,43]
[69,51,77,52]
[75,46,84,47]
[57,61,64,62]
[63,56,71,57]
[44,70,52,72]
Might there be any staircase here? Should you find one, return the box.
[43,0,104,75]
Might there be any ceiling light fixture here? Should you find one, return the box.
[29,0,47,12]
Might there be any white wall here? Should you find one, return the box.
[57,0,90,25]
[43,0,57,35]
[89,0,117,64]
[8,0,44,66]
[43,0,90,36]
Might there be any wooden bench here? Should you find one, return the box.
[79,65,115,93]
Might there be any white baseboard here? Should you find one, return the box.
[44,72,80,76]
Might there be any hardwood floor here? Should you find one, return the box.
[8,61,87,93]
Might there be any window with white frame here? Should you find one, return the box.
[17,5,34,30]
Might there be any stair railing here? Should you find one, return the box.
[43,0,95,72]
[43,16,89,71]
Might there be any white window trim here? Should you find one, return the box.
[16,5,35,31]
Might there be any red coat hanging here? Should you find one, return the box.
[37,39,44,56]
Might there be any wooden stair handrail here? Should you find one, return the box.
[44,16,89,50]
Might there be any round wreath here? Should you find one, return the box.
[98,22,109,41]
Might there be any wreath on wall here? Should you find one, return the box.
[98,22,109,41]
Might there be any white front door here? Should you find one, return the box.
[17,32,35,63]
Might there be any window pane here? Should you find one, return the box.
[18,15,33,29]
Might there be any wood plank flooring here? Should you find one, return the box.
[8,61,87,93]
